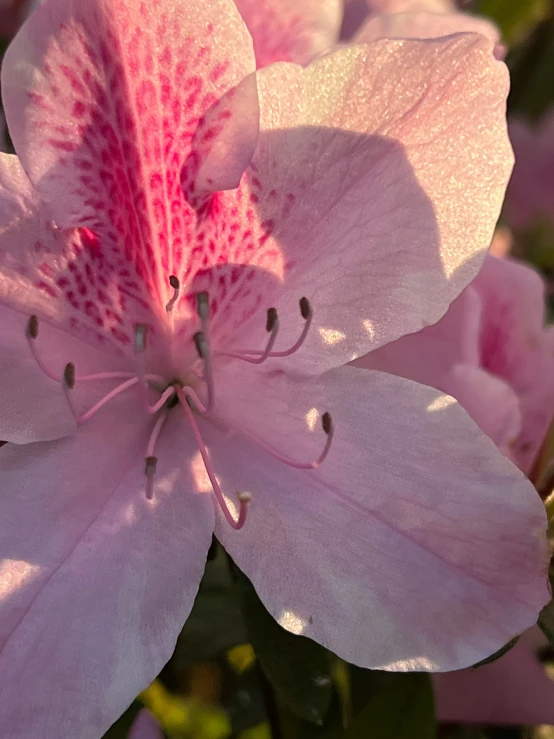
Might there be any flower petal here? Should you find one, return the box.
[2,0,258,326]
[473,256,554,473]
[353,287,482,387]
[355,11,501,48]
[128,709,164,739]
[242,35,512,375]
[233,0,342,67]
[364,0,455,11]
[207,364,549,670]
[0,399,214,738]
[434,627,554,726]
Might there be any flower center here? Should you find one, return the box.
[24,278,333,530]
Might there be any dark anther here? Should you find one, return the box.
[196,291,209,319]
[266,307,278,332]
[145,456,158,475]
[169,275,179,290]
[63,362,76,390]
[27,315,39,339]
[194,330,207,359]
[299,297,311,320]
[322,412,332,436]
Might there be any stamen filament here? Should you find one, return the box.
[195,292,214,412]
[222,308,280,365]
[224,411,334,470]
[144,411,169,500]
[80,377,139,422]
[148,386,176,414]
[176,386,249,530]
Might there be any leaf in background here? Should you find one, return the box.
[539,553,554,646]
[343,673,436,739]
[234,564,333,725]
[477,0,550,45]
[175,548,247,667]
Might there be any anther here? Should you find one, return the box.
[26,315,39,339]
[266,307,278,332]
[143,412,169,500]
[145,456,157,476]
[62,362,79,422]
[63,362,76,390]
[322,411,332,435]
[165,275,180,313]
[300,297,311,320]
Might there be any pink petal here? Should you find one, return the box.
[353,287,482,387]
[2,0,258,324]
[244,35,512,375]
[207,364,549,670]
[441,363,522,455]
[364,0,455,11]
[0,400,214,738]
[355,11,501,47]
[473,256,554,473]
[233,0,342,67]
[434,627,554,725]
[340,0,370,40]
[128,709,163,739]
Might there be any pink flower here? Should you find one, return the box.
[358,253,554,475]
[504,110,554,230]
[127,709,163,739]
[434,626,554,726]
[0,0,547,735]
[353,0,501,51]
[234,0,342,67]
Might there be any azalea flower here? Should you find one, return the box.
[504,109,554,231]
[357,253,554,474]
[0,0,548,735]
[352,0,502,51]
[435,627,554,726]
[127,709,163,739]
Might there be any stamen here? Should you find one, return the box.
[79,376,139,422]
[62,362,79,421]
[147,386,176,414]
[225,411,334,470]
[25,315,59,382]
[221,307,280,365]
[165,275,180,313]
[194,328,214,412]
[229,298,313,360]
[196,291,210,321]
[134,323,151,410]
[144,411,169,499]
[176,386,250,530]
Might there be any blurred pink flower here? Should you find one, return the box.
[435,627,554,726]
[353,0,501,52]
[0,0,547,736]
[505,110,554,230]
[127,709,163,739]
[357,254,554,475]
[234,0,342,67]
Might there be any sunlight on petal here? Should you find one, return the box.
[362,319,376,339]
[318,327,346,345]
[426,395,457,413]
[305,407,319,430]
[0,559,40,597]
[278,610,306,635]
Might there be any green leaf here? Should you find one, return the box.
[343,673,436,739]
[539,553,554,646]
[175,548,247,666]
[477,0,550,45]
[234,564,333,726]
